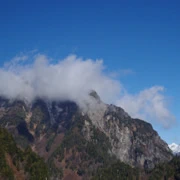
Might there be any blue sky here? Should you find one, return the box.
[0,0,180,144]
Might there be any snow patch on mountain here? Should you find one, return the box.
[169,143,180,154]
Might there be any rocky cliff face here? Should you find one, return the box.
[0,94,172,179]
[84,94,172,170]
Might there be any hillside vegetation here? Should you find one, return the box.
[0,127,49,180]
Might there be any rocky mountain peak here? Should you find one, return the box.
[89,90,101,102]
[0,95,173,179]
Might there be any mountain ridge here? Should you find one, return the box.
[0,93,173,179]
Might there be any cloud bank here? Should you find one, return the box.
[0,53,175,128]
[0,54,121,104]
[116,86,175,128]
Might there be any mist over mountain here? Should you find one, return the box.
[0,54,120,106]
[0,53,175,129]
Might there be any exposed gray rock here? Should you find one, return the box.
[0,93,173,170]
[84,94,172,169]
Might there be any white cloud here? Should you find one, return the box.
[116,86,175,128]
[0,53,175,128]
[0,54,121,106]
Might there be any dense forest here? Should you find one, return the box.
[1,126,180,180]
[0,127,49,180]
[92,156,180,180]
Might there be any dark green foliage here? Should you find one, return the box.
[148,155,180,180]
[92,161,139,180]
[46,134,56,152]
[47,158,63,179]
[52,113,86,159]
[0,148,14,180]
[14,135,31,149]
[85,126,113,164]
[24,147,49,180]
[49,113,116,178]
[52,123,86,165]
[0,127,21,179]
[0,127,50,180]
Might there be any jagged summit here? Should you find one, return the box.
[89,90,101,101]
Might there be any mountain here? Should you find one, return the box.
[169,143,180,155]
[0,92,173,179]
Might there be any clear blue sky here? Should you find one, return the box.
[0,0,180,144]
